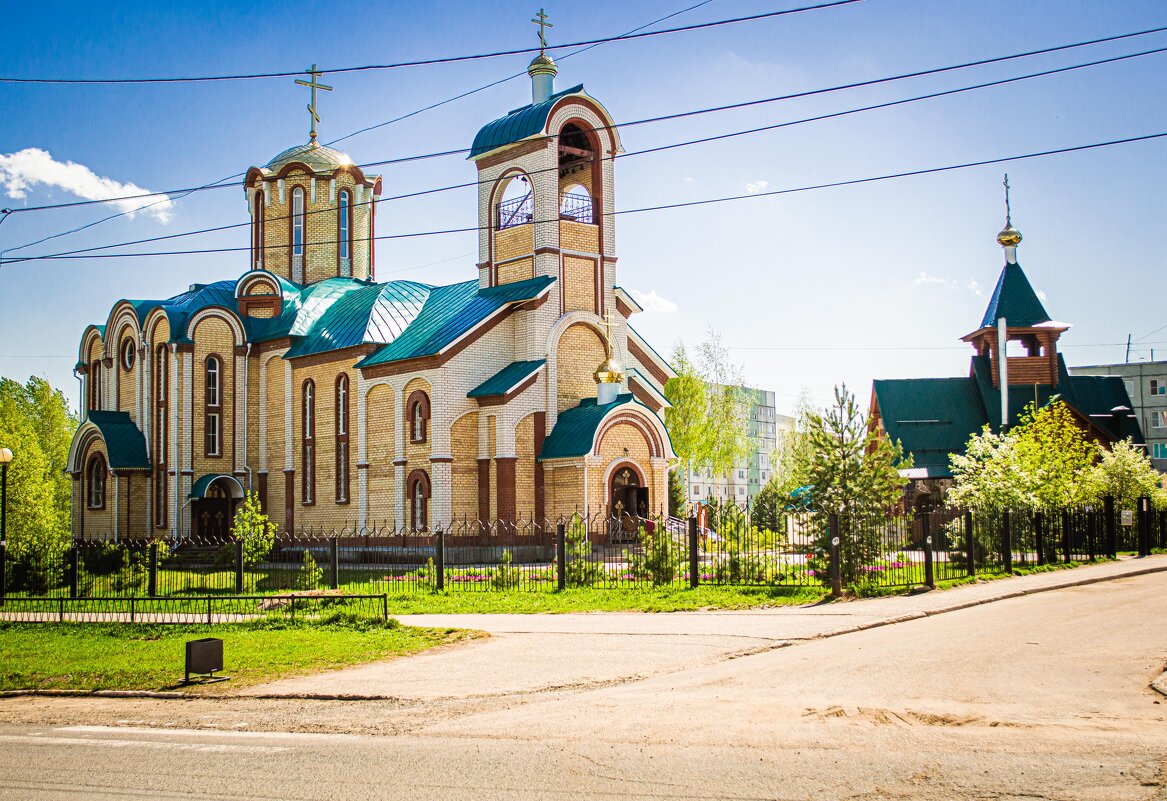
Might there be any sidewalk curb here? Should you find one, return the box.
[3,561,1163,704]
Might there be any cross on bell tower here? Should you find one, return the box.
[531,8,553,53]
[295,64,333,147]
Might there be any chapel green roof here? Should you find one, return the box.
[85,411,150,471]
[469,84,585,158]
[538,393,672,461]
[468,360,546,399]
[979,261,1052,329]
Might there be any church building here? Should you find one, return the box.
[65,38,677,539]
[870,195,1143,504]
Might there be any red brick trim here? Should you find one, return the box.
[237,296,282,317]
[533,412,546,522]
[283,470,294,533]
[534,246,560,256]
[473,371,539,407]
[475,138,550,170]
[286,343,377,369]
[627,338,670,386]
[477,459,491,522]
[615,296,636,318]
[629,379,664,414]
[428,456,453,464]
[495,457,517,524]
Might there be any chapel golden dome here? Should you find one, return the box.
[594,355,624,384]
[996,225,1022,248]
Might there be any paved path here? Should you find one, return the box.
[246,554,1167,700]
[2,562,1165,799]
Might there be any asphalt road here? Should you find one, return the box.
[1,572,1165,800]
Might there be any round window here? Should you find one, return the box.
[121,339,136,370]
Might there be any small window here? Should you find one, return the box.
[120,339,135,371]
[204,356,222,457]
[407,390,430,444]
[335,375,350,504]
[302,380,316,504]
[252,190,265,268]
[1153,443,1167,459]
[86,455,106,510]
[338,190,352,274]
[1154,411,1167,429]
[89,361,102,411]
[291,187,306,283]
[409,471,430,531]
[1151,379,1166,396]
[496,174,532,230]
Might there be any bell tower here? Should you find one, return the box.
[243,66,382,286]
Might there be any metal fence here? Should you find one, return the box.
[2,499,1163,613]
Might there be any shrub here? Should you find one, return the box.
[295,548,323,591]
[563,517,602,588]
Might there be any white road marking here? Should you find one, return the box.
[59,725,359,742]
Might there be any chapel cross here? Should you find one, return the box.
[531,8,553,53]
[1003,173,1012,226]
[295,64,333,147]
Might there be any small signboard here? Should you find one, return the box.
[1121,509,1135,527]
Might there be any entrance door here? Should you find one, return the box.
[194,482,236,541]
[610,466,647,541]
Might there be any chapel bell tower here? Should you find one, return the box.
[243,66,382,286]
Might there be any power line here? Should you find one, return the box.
[14,44,1165,265]
[8,23,1167,218]
[5,130,1163,264]
[0,2,858,85]
[730,341,1167,351]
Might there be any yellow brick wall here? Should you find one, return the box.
[497,257,533,285]
[263,357,286,528]
[113,326,136,418]
[191,317,235,477]
[559,170,593,199]
[494,223,533,262]
[515,414,536,516]
[291,360,362,531]
[78,439,112,536]
[365,383,396,527]
[248,306,275,319]
[450,411,478,522]
[544,462,584,520]
[563,256,596,313]
[402,377,432,526]
[560,220,599,253]
[260,170,371,284]
[592,422,667,517]
[487,415,497,517]
[556,323,605,412]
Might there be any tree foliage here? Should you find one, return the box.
[232,491,277,567]
[0,376,78,558]
[663,330,751,499]
[1087,438,1166,511]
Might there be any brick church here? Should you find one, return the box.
[66,44,677,539]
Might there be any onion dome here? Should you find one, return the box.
[594,354,624,384]
[265,142,353,173]
[996,224,1022,248]
[527,52,557,77]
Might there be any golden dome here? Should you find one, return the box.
[527,53,557,76]
[594,355,624,384]
[996,225,1022,248]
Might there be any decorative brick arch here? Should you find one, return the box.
[594,410,666,460]
[188,306,245,347]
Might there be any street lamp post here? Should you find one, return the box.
[0,447,11,600]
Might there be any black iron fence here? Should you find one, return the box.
[2,499,1163,609]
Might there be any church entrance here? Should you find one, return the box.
[609,464,649,542]
[193,478,240,541]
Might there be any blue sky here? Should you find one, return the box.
[1,0,1164,414]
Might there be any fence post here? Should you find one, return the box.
[1087,510,1096,562]
[382,592,388,622]
[1139,496,1151,557]
[0,539,6,602]
[556,522,566,591]
[234,540,245,594]
[1104,496,1117,558]
[207,596,213,625]
[330,537,340,590]
[435,528,445,592]
[69,546,80,598]
[148,542,158,597]
[922,512,934,590]
[1034,511,1046,566]
[828,513,842,597]
[1002,510,1013,573]
[1062,510,1072,563]
[965,511,975,577]
[1159,509,1167,552]
[688,516,699,589]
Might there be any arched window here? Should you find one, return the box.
[204,355,221,457]
[338,190,352,276]
[559,184,593,224]
[252,190,265,268]
[408,470,430,531]
[407,390,430,444]
[335,374,350,504]
[89,360,102,411]
[120,338,136,371]
[495,173,532,230]
[291,186,306,283]
[87,454,106,510]
[302,380,316,504]
[154,344,168,528]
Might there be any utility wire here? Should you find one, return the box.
[8,23,1167,217]
[10,44,1166,265]
[0,2,857,84]
[4,130,1163,264]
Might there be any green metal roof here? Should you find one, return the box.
[280,278,432,359]
[468,360,546,398]
[86,411,150,470]
[538,393,672,461]
[357,275,555,368]
[469,84,585,158]
[979,261,1051,328]
[188,473,245,499]
[874,353,1144,478]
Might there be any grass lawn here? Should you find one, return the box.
[381,584,829,614]
[0,615,475,693]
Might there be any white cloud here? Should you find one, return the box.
[745,180,769,194]
[628,288,678,314]
[1036,289,1048,301]
[913,272,949,285]
[967,280,983,298]
[0,148,174,222]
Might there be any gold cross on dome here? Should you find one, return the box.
[531,8,553,53]
[295,64,333,146]
[1003,173,1012,226]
